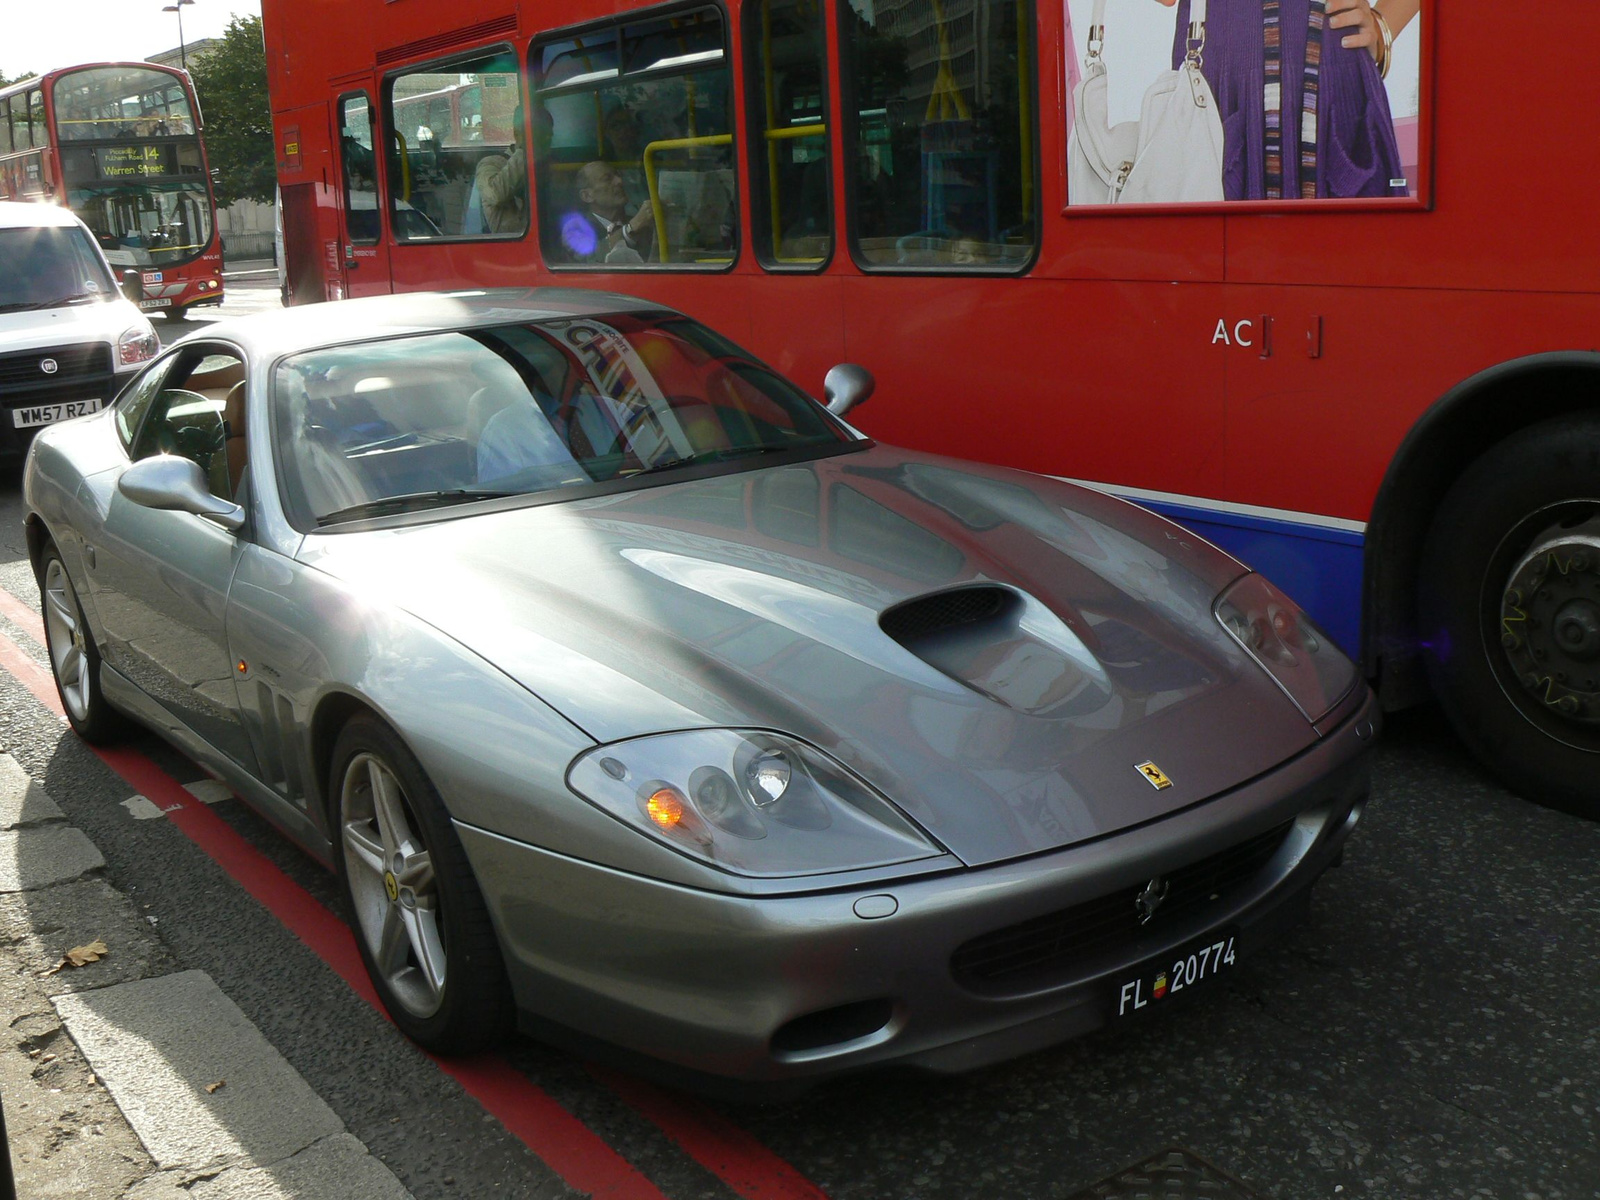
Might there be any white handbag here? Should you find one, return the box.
[1067,0,1225,204]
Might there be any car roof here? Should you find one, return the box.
[0,201,89,231]
[194,288,678,361]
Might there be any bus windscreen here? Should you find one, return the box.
[51,66,196,141]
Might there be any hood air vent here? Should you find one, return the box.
[880,585,1018,645]
[881,585,1114,718]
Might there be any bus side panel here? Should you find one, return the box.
[839,276,1228,507]
[280,184,329,306]
[1222,285,1600,523]
[275,103,339,303]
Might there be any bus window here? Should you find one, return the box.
[385,49,526,240]
[533,5,737,269]
[842,0,1036,270]
[338,93,380,244]
[8,96,29,151]
[745,0,831,269]
[28,90,48,150]
[0,98,12,154]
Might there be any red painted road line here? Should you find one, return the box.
[0,631,65,720]
[597,1070,831,1200]
[0,586,46,646]
[0,625,667,1200]
[0,605,834,1200]
[89,747,673,1200]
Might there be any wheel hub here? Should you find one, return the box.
[1500,520,1600,723]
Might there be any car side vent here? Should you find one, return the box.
[880,585,1018,645]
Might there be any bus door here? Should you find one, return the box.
[334,90,392,297]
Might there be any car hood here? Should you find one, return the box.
[301,448,1319,866]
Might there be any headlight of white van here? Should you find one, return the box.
[117,323,159,367]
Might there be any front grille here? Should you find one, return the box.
[0,343,113,393]
[951,821,1294,993]
[881,585,1016,644]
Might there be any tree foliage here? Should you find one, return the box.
[0,70,37,89]
[188,15,274,206]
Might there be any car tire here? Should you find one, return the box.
[1418,415,1600,819]
[331,714,514,1052]
[37,542,123,743]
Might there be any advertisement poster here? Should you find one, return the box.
[1064,0,1421,204]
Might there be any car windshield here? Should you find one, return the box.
[273,310,855,527]
[0,226,117,312]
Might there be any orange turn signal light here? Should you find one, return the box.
[645,787,688,829]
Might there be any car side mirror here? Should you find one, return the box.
[824,363,875,418]
[118,455,245,533]
[120,269,142,303]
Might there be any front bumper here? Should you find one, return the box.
[458,688,1377,1089]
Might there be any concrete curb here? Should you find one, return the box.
[0,755,413,1199]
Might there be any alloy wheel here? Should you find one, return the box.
[42,557,92,724]
[340,752,447,1019]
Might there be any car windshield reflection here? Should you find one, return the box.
[272,311,852,528]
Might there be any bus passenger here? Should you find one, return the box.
[472,105,528,234]
[558,161,656,263]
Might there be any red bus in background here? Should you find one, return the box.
[259,0,1600,819]
[0,62,224,319]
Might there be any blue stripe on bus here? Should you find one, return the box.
[1129,497,1365,657]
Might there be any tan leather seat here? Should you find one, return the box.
[221,381,248,497]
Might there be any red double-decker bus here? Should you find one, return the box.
[0,62,224,319]
[259,0,1599,817]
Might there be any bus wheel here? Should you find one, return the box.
[1419,415,1600,819]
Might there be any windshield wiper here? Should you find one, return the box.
[0,291,105,313]
[628,444,815,478]
[316,489,519,526]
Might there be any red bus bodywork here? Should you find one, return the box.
[0,62,224,318]
[260,0,1600,810]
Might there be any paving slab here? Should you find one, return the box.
[0,897,155,1200]
[0,753,64,828]
[54,970,347,1174]
[125,1132,414,1200]
[0,877,176,992]
[0,824,104,892]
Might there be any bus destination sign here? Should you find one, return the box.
[96,144,171,178]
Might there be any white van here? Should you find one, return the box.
[0,201,160,458]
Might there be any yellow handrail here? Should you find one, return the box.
[764,124,827,264]
[1017,0,1033,219]
[925,0,972,123]
[642,132,732,262]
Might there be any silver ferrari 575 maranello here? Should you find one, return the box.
[23,289,1376,1089]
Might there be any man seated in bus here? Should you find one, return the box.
[471,104,529,235]
[558,161,655,263]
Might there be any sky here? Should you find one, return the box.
[3,1,263,82]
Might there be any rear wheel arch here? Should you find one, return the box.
[1363,352,1600,706]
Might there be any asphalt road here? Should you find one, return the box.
[1,275,1596,1199]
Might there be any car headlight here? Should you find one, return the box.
[117,324,160,367]
[568,730,941,877]
[1214,573,1358,723]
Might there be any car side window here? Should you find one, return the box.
[113,363,174,452]
[128,351,249,501]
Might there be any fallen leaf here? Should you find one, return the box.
[205,1080,225,1094]
[66,941,108,967]
[45,940,109,975]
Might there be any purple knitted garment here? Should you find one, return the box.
[1172,0,1406,199]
